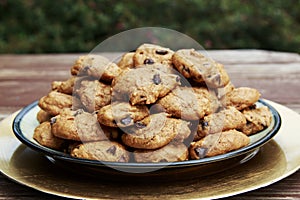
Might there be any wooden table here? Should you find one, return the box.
[0,50,299,199]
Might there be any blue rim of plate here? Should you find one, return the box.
[12,99,281,169]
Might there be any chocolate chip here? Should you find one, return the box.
[50,117,56,125]
[106,146,116,155]
[182,65,190,73]
[249,104,257,110]
[194,147,208,159]
[144,58,155,65]
[213,74,221,85]
[120,116,132,125]
[73,109,83,116]
[155,49,168,55]
[83,66,90,72]
[152,73,161,85]
[118,155,127,162]
[202,121,209,127]
[93,111,99,115]
[135,121,147,129]
[159,159,168,162]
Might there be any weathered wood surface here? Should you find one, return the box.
[0,50,299,199]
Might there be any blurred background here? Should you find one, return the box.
[0,0,299,53]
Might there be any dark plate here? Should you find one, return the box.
[12,99,281,181]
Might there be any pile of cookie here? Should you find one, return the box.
[34,43,272,163]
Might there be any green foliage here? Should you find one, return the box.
[0,0,299,53]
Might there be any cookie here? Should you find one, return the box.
[36,109,52,123]
[172,49,230,88]
[97,102,149,127]
[51,76,75,95]
[240,106,272,135]
[214,81,235,99]
[38,91,73,116]
[75,79,111,112]
[66,141,82,154]
[70,55,91,76]
[71,140,130,162]
[112,65,181,105]
[196,106,247,140]
[221,87,261,110]
[121,113,191,150]
[51,109,118,142]
[133,43,174,67]
[157,86,216,120]
[143,62,176,74]
[133,143,188,162]
[189,129,250,159]
[194,86,221,113]
[117,52,135,69]
[71,55,122,82]
[33,122,65,150]
[72,95,86,111]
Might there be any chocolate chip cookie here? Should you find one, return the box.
[36,109,52,123]
[71,55,122,82]
[70,140,130,162]
[112,65,180,105]
[51,109,118,142]
[38,91,73,116]
[33,122,65,150]
[117,52,135,69]
[196,106,246,140]
[157,86,214,120]
[172,49,230,88]
[133,43,174,67]
[221,87,261,110]
[51,76,75,95]
[214,81,235,99]
[75,79,111,112]
[121,113,191,149]
[133,143,188,162]
[189,129,250,159]
[97,102,149,127]
[240,106,272,135]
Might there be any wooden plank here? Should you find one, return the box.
[227,171,300,199]
[0,81,52,107]
[0,107,20,121]
[284,104,300,114]
[0,50,299,68]
[209,49,300,64]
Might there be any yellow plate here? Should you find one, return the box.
[0,100,299,199]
